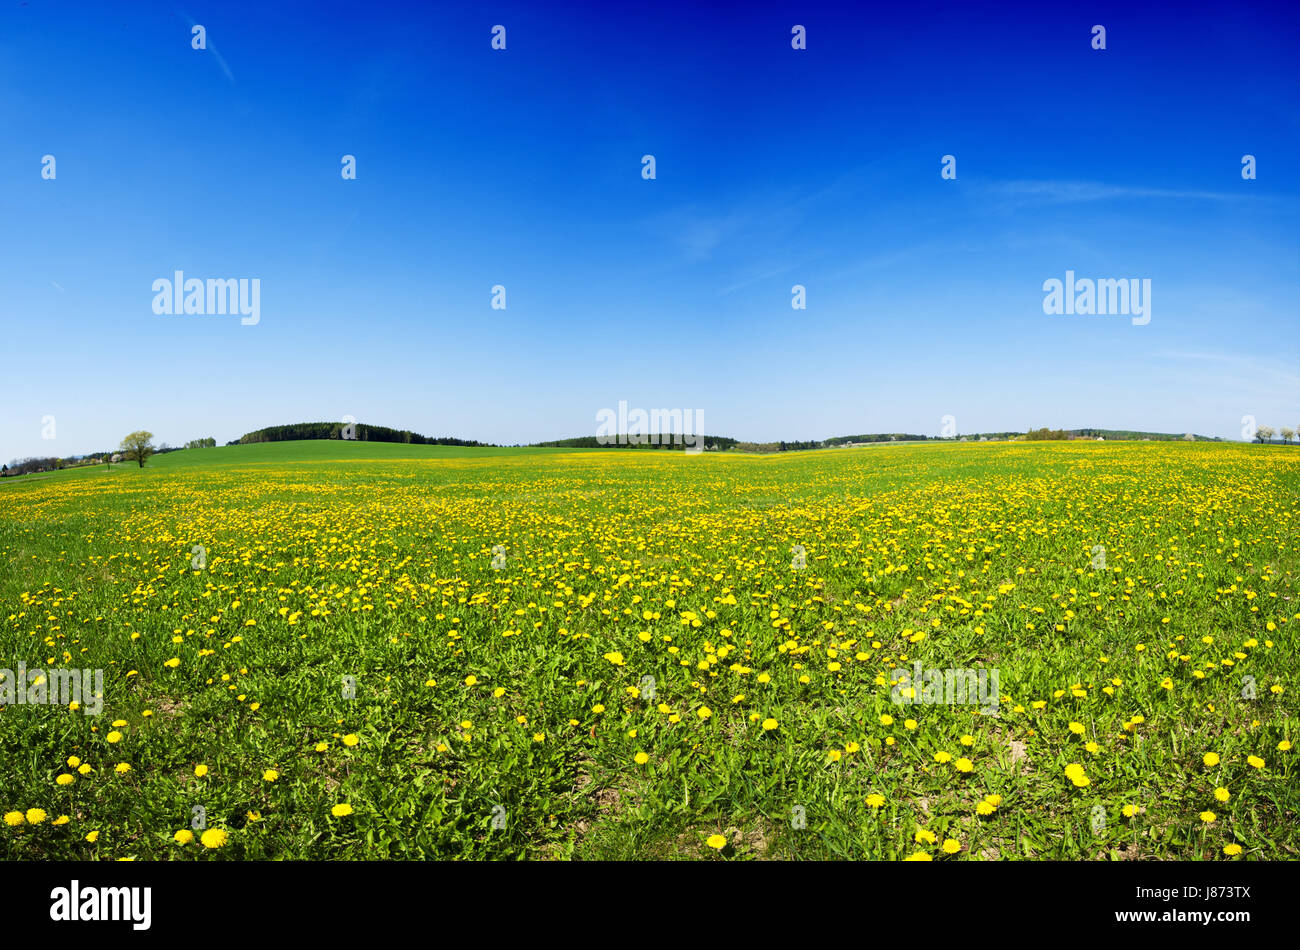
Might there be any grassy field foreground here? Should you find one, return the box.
[0,439,1296,859]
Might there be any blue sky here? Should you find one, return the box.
[2,0,1298,460]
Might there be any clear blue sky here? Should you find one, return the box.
[2,0,1298,460]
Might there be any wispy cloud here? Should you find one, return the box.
[180,12,235,83]
[646,160,899,267]
[1156,349,1300,400]
[207,45,235,84]
[717,260,814,296]
[981,179,1245,206]
[674,211,748,262]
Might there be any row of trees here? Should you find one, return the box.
[727,440,823,453]
[822,433,934,445]
[1,431,191,476]
[1,456,66,476]
[237,422,489,447]
[1,436,152,475]
[535,429,1215,452]
[533,435,738,450]
[1254,425,1300,444]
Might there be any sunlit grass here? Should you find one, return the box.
[0,439,1295,859]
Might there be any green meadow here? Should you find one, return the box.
[1,439,1296,859]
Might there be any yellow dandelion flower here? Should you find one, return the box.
[199,828,227,848]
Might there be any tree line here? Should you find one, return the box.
[1,430,212,476]
[234,422,490,447]
[533,435,738,450]
[1253,425,1300,444]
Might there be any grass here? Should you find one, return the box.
[2,439,562,484]
[0,439,1296,860]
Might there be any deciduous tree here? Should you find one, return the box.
[119,430,155,468]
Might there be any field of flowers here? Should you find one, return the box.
[1,439,1296,860]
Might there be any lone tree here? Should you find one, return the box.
[1283,426,1297,445]
[1256,424,1275,444]
[119,430,156,468]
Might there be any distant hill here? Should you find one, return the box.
[1070,428,1225,442]
[1,425,1238,477]
[532,435,738,450]
[107,422,1235,456]
[530,428,1228,452]
[234,422,491,447]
